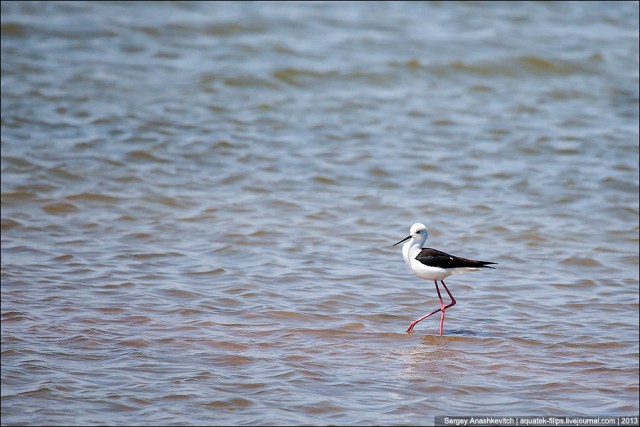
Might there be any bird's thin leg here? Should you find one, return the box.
[405,280,456,334]
[406,306,440,334]
[406,281,444,334]
[440,280,456,309]
[438,281,457,336]
[435,281,446,336]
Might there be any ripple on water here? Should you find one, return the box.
[1,1,638,425]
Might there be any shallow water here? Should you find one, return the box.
[1,1,639,425]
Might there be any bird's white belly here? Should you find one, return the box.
[408,259,450,281]
[408,259,481,281]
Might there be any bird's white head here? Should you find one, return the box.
[410,223,428,240]
[393,222,429,248]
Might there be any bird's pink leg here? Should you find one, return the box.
[405,280,457,334]
[436,282,445,336]
[406,306,440,334]
[440,280,456,309]
[437,281,458,335]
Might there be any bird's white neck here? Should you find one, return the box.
[402,236,426,265]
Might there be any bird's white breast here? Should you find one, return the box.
[403,241,448,281]
[408,258,450,281]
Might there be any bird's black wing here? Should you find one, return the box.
[415,248,496,269]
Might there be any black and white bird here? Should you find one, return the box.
[393,223,496,335]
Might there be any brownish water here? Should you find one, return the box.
[2,1,638,425]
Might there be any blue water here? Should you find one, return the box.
[2,1,638,425]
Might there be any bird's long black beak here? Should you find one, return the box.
[393,235,411,247]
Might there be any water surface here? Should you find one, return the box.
[2,1,639,425]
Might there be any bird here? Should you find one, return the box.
[393,223,496,336]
